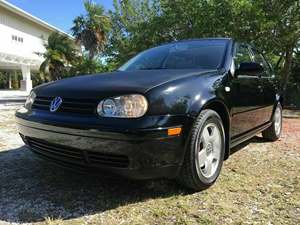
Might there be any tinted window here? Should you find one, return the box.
[252,48,272,76]
[234,44,252,68]
[119,40,227,71]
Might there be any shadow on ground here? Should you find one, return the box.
[0,137,261,223]
[230,136,268,155]
[0,146,187,223]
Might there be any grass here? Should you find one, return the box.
[0,106,299,225]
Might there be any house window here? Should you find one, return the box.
[12,35,24,43]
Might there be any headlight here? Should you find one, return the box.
[97,94,148,118]
[24,91,36,109]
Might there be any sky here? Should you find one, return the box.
[7,0,114,34]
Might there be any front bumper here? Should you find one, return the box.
[16,108,190,179]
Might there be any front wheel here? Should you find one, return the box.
[262,103,282,141]
[177,109,225,191]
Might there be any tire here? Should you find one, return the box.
[262,103,282,141]
[177,109,225,191]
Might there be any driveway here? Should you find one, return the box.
[0,105,299,225]
[0,90,27,109]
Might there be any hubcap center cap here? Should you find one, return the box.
[206,142,213,154]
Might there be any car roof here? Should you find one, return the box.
[159,38,232,47]
[174,37,232,42]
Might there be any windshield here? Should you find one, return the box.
[119,40,227,71]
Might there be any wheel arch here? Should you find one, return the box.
[273,93,284,115]
[190,99,231,160]
[278,94,284,107]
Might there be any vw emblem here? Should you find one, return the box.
[50,97,62,112]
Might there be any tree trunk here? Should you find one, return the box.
[275,55,283,71]
[281,47,294,92]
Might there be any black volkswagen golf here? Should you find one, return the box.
[16,38,283,190]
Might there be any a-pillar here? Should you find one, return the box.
[20,65,32,92]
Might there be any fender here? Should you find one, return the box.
[187,97,232,160]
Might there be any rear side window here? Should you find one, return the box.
[234,44,252,69]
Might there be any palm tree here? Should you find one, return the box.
[71,0,111,60]
[40,32,78,81]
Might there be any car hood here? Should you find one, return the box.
[35,69,217,98]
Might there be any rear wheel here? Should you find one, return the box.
[262,103,282,141]
[177,110,225,191]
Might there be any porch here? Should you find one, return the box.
[0,52,42,92]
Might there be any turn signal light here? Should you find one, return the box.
[168,127,182,136]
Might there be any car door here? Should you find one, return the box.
[230,43,265,138]
[251,48,276,123]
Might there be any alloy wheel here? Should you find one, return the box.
[195,123,222,178]
[274,106,282,136]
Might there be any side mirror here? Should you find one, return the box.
[235,62,264,77]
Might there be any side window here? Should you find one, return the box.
[234,44,252,69]
[252,48,272,76]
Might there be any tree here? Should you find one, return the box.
[71,0,111,60]
[40,32,78,81]
[106,0,165,68]
[291,46,300,84]
[106,0,300,88]
[70,56,109,75]
[230,0,300,89]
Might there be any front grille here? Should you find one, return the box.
[32,96,98,115]
[26,137,130,168]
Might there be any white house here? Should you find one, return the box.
[0,0,72,92]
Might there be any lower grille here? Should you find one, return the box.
[26,137,129,168]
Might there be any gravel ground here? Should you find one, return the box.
[0,106,299,225]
